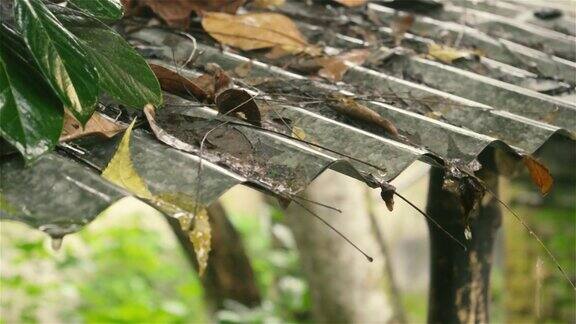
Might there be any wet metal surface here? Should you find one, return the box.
[1,0,575,235]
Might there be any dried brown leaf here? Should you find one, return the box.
[149,63,208,101]
[252,0,285,8]
[333,0,367,7]
[330,94,399,137]
[201,12,320,55]
[523,155,554,195]
[391,14,414,46]
[191,74,216,100]
[141,0,245,27]
[317,58,348,82]
[209,63,234,96]
[317,49,370,82]
[215,88,262,126]
[60,112,127,142]
[232,61,254,78]
[380,182,396,211]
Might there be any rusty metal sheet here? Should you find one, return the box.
[2,1,575,236]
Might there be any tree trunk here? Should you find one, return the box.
[426,155,502,323]
[285,170,394,323]
[166,201,261,311]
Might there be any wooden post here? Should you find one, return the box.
[426,154,502,323]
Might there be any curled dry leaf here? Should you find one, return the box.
[215,88,262,126]
[318,49,370,82]
[317,58,347,82]
[380,182,396,211]
[201,12,320,56]
[232,61,253,78]
[140,0,245,27]
[149,63,208,101]
[391,14,415,46]
[252,0,285,8]
[60,112,127,142]
[427,43,483,64]
[523,155,554,195]
[442,160,485,217]
[144,105,197,152]
[208,63,234,96]
[191,74,216,100]
[333,0,368,7]
[329,94,399,137]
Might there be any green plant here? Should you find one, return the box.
[0,0,162,163]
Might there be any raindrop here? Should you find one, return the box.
[464,226,472,241]
[50,236,64,251]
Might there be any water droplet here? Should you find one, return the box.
[464,226,472,240]
[51,236,64,251]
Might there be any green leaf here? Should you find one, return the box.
[14,0,99,124]
[67,0,124,21]
[0,42,63,162]
[53,6,163,108]
[70,26,163,108]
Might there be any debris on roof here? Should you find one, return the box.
[1,0,575,241]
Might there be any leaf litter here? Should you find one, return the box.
[162,43,568,283]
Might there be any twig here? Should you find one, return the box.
[394,191,467,251]
[291,199,374,262]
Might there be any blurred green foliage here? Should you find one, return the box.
[1,182,573,323]
[505,177,576,323]
[1,203,205,323]
[217,206,312,323]
[0,199,312,324]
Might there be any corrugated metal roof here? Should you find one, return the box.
[1,0,575,239]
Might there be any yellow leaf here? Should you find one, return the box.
[157,193,211,276]
[292,126,306,140]
[101,121,153,199]
[201,12,318,55]
[101,121,212,275]
[188,208,211,276]
[427,43,482,64]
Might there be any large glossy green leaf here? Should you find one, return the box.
[0,43,63,163]
[52,6,162,108]
[67,0,123,21]
[72,26,163,108]
[14,0,99,124]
